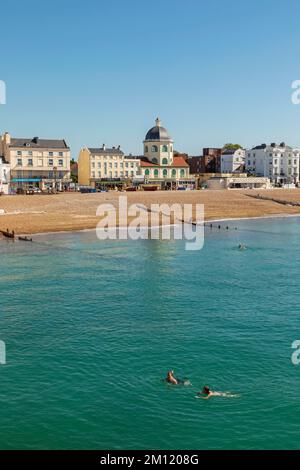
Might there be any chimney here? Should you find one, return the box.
[32,136,39,144]
[118,145,121,150]
[102,144,106,151]
[3,132,11,145]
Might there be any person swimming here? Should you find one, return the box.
[197,386,240,400]
[238,243,246,250]
[166,370,179,385]
[165,371,191,386]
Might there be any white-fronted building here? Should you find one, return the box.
[246,143,300,185]
[0,156,10,194]
[221,148,245,174]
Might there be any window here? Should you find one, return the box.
[163,169,168,177]
[152,158,158,164]
[92,171,95,178]
[17,158,22,166]
[98,171,101,177]
[58,159,63,166]
[180,169,185,177]
[162,145,168,152]
[145,169,150,176]
[151,145,158,152]
[49,152,53,157]
[172,169,176,177]
[28,151,33,156]
[49,159,53,166]
[154,169,159,177]
[49,171,54,178]
[17,151,22,156]
[58,172,64,179]
[145,146,148,153]
[59,152,63,157]
[28,158,33,166]
[162,158,168,165]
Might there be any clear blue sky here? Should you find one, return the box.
[1,0,300,158]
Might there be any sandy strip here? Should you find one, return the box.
[1,189,300,235]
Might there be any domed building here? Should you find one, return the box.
[140,118,194,189]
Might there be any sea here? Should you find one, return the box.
[1,217,300,450]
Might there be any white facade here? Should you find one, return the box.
[221,149,245,174]
[246,143,300,184]
[0,157,10,194]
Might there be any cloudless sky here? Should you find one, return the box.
[1,0,300,158]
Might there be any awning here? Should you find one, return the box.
[11,178,42,183]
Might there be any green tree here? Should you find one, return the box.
[222,143,243,151]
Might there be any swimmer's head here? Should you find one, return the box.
[203,386,210,395]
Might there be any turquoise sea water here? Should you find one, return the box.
[1,217,300,450]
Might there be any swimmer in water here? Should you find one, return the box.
[197,386,240,400]
[166,370,178,385]
[238,243,246,250]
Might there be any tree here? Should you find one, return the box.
[222,143,243,151]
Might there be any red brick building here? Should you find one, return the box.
[188,148,222,174]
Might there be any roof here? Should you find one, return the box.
[88,147,124,156]
[173,156,189,167]
[252,143,293,151]
[10,138,69,149]
[144,118,173,142]
[140,156,189,168]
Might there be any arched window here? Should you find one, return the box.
[180,169,185,177]
[162,145,168,152]
[163,169,168,178]
[145,146,148,153]
[145,169,150,176]
[162,158,168,165]
[154,169,159,177]
[151,145,158,152]
[152,157,158,164]
[172,169,176,177]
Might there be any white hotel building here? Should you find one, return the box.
[246,143,300,185]
[220,148,246,174]
[0,156,10,194]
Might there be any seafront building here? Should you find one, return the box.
[78,119,195,190]
[0,156,10,194]
[78,145,140,189]
[0,133,71,192]
[139,118,194,189]
[245,143,300,185]
[220,148,246,174]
